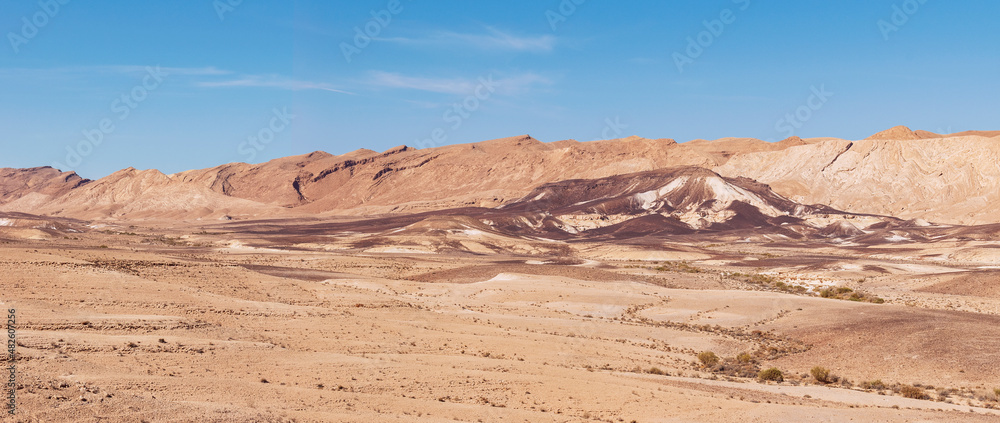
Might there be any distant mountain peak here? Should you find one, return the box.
[866,125,920,140]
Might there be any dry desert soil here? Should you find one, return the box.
[3,215,1000,422]
[4,129,1000,422]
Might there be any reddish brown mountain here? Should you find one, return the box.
[0,166,89,206]
[2,127,1000,224]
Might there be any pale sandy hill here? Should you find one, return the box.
[715,133,1000,224]
[912,129,942,139]
[947,129,1000,138]
[914,129,1000,139]
[776,136,806,147]
[866,125,920,140]
[0,166,89,204]
[10,167,286,220]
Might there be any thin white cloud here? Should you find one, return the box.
[102,65,232,76]
[198,75,354,94]
[367,72,476,95]
[380,27,556,53]
[0,65,231,78]
[0,65,353,95]
[367,71,552,96]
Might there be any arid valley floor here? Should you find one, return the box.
[4,129,1000,421]
[4,213,1000,422]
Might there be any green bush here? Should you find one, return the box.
[698,351,719,367]
[810,366,831,383]
[758,368,783,382]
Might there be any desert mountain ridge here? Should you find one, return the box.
[2,126,1000,224]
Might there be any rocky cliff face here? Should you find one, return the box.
[0,166,89,206]
[714,132,1000,225]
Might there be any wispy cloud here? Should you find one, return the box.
[367,71,552,96]
[100,65,231,76]
[381,27,556,53]
[0,65,349,94]
[0,65,231,79]
[367,72,477,95]
[197,74,354,94]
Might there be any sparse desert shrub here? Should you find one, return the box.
[706,356,760,379]
[995,388,1000,397]
[900,385,928,400]
[810,366,831,384]
[698,351,719,367]
[736,352,753,364]
[748,273,778,285]
[647,367,665,375]
[861,380,886,390]
[654,261,703,273]
[722,272,800,293]
[758,368,783,382]
[817,286,885,304]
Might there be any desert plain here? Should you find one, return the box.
[3,128,1000,422]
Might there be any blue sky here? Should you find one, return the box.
[1,0,998,179]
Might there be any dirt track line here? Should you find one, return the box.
[640,373,1000,415]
